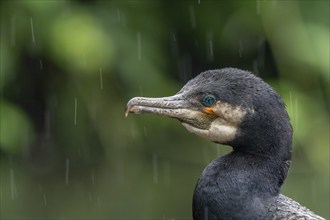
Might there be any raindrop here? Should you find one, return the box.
[43,194,47,206]
[97,196,101,207]
[10,15,16,47]
[116,8,121,22]
[285,160,291,166]
[189,5,196,29]
[206,32,214,62]
[30,17,35,43]
[143,126,147,137]
[256,0,260,15]
[238,40,243,57]
[209,41,213,57]
[178,55,192,82]
[198,0,200,4]
[65,158,70,185]
[289,91,293,117]
[163,160,171,187]
[137,32,142,61]
[74,98,77,126]
[10,168,15,200]
[91,173,95,185]
[170,32,179,57]
[172,33,176,42]
[45,110,51,139]
[294,98,298,131]
[152,153,158,184]
[252,59,259,75]
[40,59,43,70]
[99,67,103,90]
[257,37,265,68]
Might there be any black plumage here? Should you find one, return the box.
[126,68,324,220]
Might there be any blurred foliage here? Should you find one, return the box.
[0,0,329,219]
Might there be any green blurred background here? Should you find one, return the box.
[0,0,329,219]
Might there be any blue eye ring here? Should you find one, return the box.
[202,95,216,107]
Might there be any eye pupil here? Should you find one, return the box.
[203,95,216,107]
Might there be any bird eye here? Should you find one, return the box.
[202,95,216,107]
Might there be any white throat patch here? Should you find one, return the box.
[181,102,252,143]
[182,119,237,143]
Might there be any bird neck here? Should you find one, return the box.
[193,150,290,220]
[231,128,292,188]
[231,109,293,168]
[232,148,291,189]
[235,135,292,163]
[197,150,289,202]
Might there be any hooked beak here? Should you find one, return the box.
[125,94,217,130]
[125,94,192,118]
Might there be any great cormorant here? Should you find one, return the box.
[125,68,324,220]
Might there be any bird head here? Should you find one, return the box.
[125,68,292,157]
